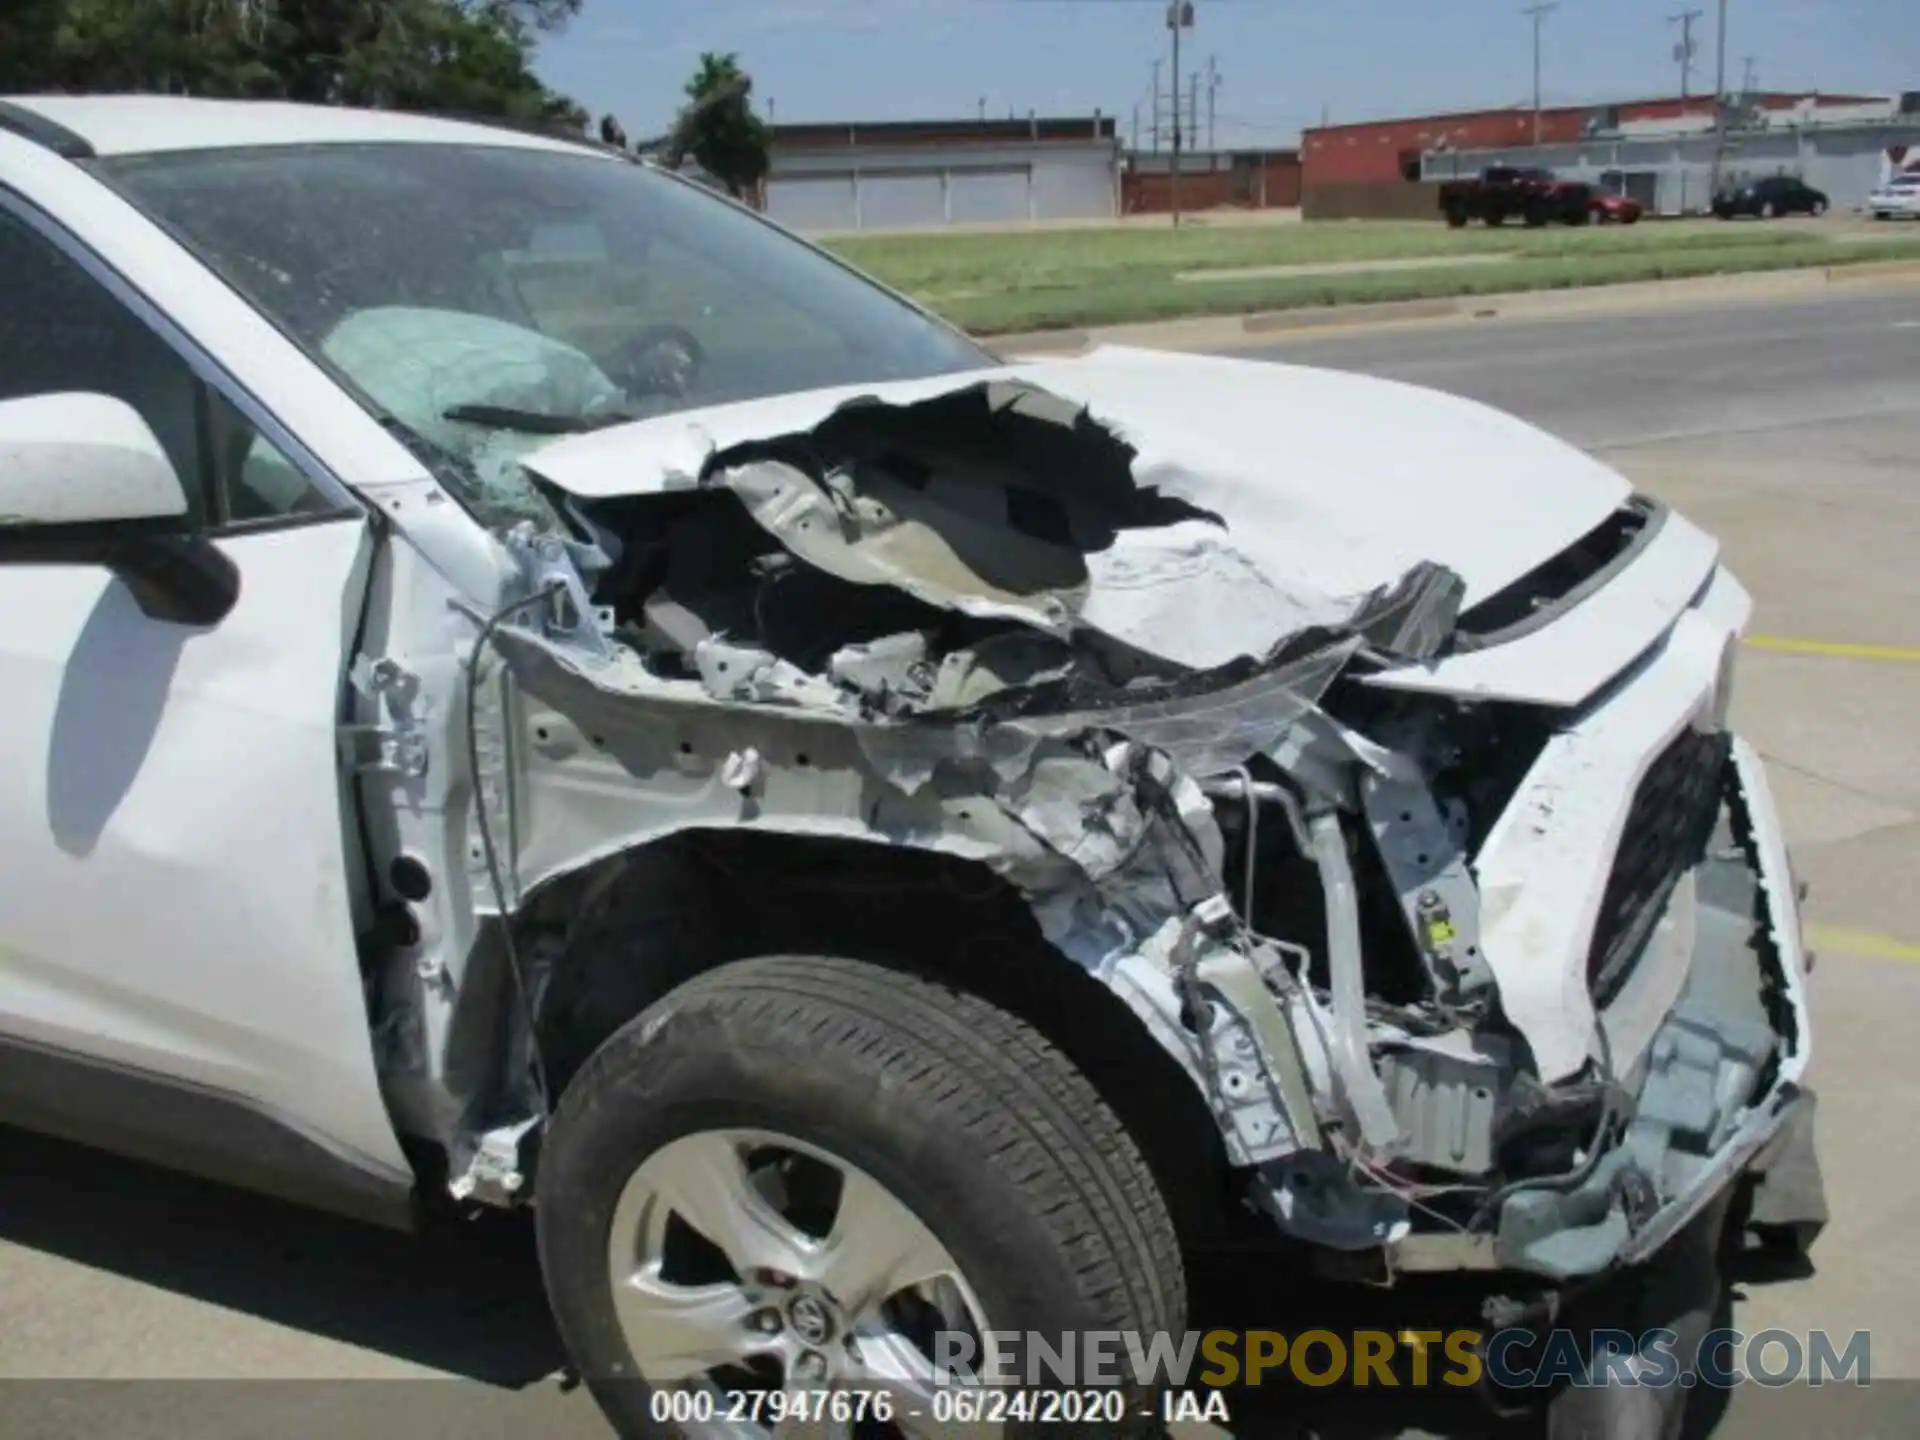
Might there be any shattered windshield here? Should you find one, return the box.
[98,143,990,529]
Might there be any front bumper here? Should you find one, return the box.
[1380,562,1809,1280]
[1386,732,1811,1282]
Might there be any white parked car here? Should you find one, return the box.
[1869,172,1920,219]
[0,96,1822,1435]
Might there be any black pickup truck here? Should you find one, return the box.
[1439,165,1594,227]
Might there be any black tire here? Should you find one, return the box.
[1811,199,1828,217]
[1485,210,1505,227]
[537,955,1187,1437]
[1445,208,1468,229]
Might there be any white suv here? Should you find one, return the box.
[0,95,1820,1435]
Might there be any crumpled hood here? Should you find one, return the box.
[526,345,1627,610]
[1014,346,1630,605]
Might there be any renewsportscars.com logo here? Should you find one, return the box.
[930,1327,1873,1391]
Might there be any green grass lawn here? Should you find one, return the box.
[821,221,1920,335]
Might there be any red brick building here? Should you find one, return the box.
[1302,92,1886,188]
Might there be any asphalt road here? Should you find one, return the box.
[1240,284,1920,456]
[5,284,1919,1439]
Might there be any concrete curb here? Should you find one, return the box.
[987,260,1920,356]
[1825,257,1920,283]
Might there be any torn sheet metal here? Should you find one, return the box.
[519,348,1630,628]
[521,376,1465,677]
[718,455,1084,636]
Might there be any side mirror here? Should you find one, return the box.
[0,392,240,626]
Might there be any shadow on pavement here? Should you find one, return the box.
[0,1125,1829,1439]
[0,1124,564,1388]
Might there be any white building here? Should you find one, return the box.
[762,115,1120,233]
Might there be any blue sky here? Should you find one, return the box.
[535,0,1919,148]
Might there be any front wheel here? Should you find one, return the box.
[1811,199,1828,217]
[1761,200,1778,219]
[537,956,1187,1437]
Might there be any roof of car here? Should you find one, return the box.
[0,95,606,159]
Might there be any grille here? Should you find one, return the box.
[1587,727,1731,1003]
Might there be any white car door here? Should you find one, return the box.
[0,196,412,1208]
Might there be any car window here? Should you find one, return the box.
[99,145,992,533]
[0,207,333,528]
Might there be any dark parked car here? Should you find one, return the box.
[1713,174,1829,219]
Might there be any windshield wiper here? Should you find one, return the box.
[441,403,617,435]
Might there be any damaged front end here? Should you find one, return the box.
[436,373,1809,1286]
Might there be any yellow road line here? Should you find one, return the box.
[1806,925,1920,964]
[1745,635,1920,663]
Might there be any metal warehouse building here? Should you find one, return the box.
[762,116,1120,233]
[1301,90,1886,188]
[1420,103,1920,216]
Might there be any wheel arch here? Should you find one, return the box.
[519,827,1239,1248]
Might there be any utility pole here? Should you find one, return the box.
[1741,55,1757,94]
[1522,3,1557,146]
[1670,7,1702,213]
[1669,9,1701,106]
[1131,102,1141,153]
[1167,1,1194,227]
[1189,71,1200,157]
[1206,55,1220,151]
[1150,58,1162,150]
[1709,0,1729,200]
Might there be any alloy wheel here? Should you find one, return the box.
[607,1127,1001,1438]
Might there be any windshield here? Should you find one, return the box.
[99,143,990,529]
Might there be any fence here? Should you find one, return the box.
[1122,159,1300,214]
[1302,180,1445,222]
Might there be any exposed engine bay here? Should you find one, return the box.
[432,364,1811,1283]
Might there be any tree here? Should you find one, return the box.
[598,112,627,149]
[0,0,67,93]
[0,1,587,126]
[674,51,769,199]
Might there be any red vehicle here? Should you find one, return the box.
[1590,192,1644,224]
